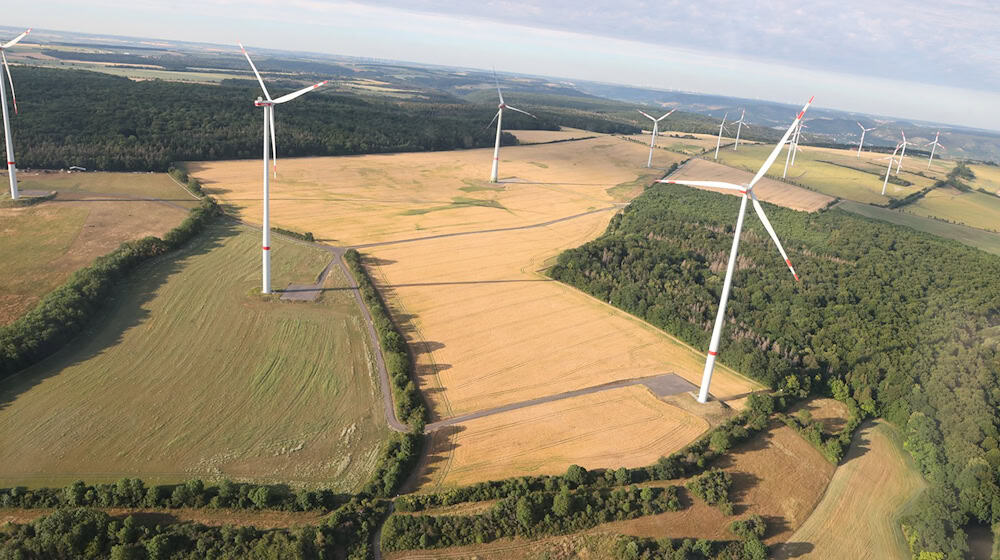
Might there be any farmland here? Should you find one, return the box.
[624,131,729,156]
[0,171,193,324]
[0,224,386,489]
[772,421,927,560]
[669,158,834,211]
[904,187,1000,232]
[190,136,761,488]
[969,163,1000,193]
[837,200,1000,256]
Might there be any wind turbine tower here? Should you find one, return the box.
[638,108,676,167]
[659,96,815,403]
[926,132,944,169]
[488,72,536,183]
[714,112,729,160]
[732,109,750,150]
[0,28,31,200]
[895,130,909,175]
[239,43,328,294]
[856,122,875,158]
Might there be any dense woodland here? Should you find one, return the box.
[0,67,639,171]
[550,184,1000,558]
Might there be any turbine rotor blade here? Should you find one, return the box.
[239,42,272,101]
[1,28,31,49]
[493,68,504,105]
[750,191,799,281]
[270,106,277,177]
[271,80,329,104]
[657,108,676,121]
[506,105,537,119]
[748,96,814,190]
[1,51,17,114]
[658,179,745,192]
[637,109,655,121]
[483,109,500,131]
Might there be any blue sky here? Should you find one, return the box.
[6,1,1000,130]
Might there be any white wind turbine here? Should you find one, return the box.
[895,130,909,175]
[856,122,875,158]
[638,108,676,167]
[239,42,328,294]
[790,121,807,167]
[731,109,750,150]
[926,131,944,169]
[487,72,536,183]
[0,28,31,200]
[882,142,902,196]
[782,135,803,178]
[659,96,815,404]
[714,112,729,160]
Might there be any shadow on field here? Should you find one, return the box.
[771,541,815,559]
[839,421,873,465]
[0,222,238,414]
[402,425,465,494]
[729,471,761,515]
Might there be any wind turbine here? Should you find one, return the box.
[895,130,908,175]
[782,135,802,178]
[926,132,944,169]
[882,142,902,196]
[790,121,807,167]
[239,42,328,294]
[638,108,676,167]
[487,72,536,183]
[731,109,750,150]
[658,96,815,404]
[714,112,729,160]
[0,28,30,200]
[856,122,875,158]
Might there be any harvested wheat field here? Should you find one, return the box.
[602,424,834,545]
[772,421,927,560]
[626,131,729,156]
[510,128,596,144]
[418,386,709,489]
[0,176,191,325]
[188,136,671,246]
[191,138,759,489]
[670,158,834,212]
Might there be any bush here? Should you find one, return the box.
[686,469,733,513]
[729,514,766,540]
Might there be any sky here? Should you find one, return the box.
[6,0,1000,130]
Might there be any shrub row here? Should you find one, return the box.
[0,198,221,379]
[0,478,348,512]
[382,485,682,551]
[359,431,422,499]
[343,249,427,431]
[0,498,388,560]
[272,226,315,243]
[396,392,787,512]
[778,395,864,463]
[616,535,766,560]
[167,165,205,197]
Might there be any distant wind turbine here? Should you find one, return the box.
[714,112,729,160]
[638,108,676,167]
[926,132,944,169]
[658,95,815,404]
[240,42,328,294]
[895,130,909,175]
[732,109,749,151]
[782,135,802,178]
[856,122,875,158]
[0,28,30,200]
[882,142,902,195]
[790,121,807,167]
[487,72,536,183]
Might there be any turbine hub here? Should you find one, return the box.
[498,103,506,109]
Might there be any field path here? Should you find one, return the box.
[424,373,696,433]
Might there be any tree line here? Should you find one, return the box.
[549,183,1000,558]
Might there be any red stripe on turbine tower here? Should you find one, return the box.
[262,246,270,250]
[708,351,718,356]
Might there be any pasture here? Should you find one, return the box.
[772,421,927,560]
[0,172,192,324]
[0,225,386,489]
[969,163,1000,194]
[837,201,1000,256]
[904,187,1000,232]
[190,137,761,489]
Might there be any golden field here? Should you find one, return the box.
[190,137,761,487]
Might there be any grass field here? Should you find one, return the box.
[712,144,940,205]
[904,187,1000,232]
[0,224,387,489]
[836,201,1000,256]
[772,421,927,560]
[419,386,708,489]
[969,163,1000,194]
[0,172,193,324]
[669,158,834,212]
[191,138,759,488]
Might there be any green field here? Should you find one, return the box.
[904,187,1000,233]
[0,224,387,489]
[15,171,201,208]
[969,163,1000,193]
[837,201,1000,256]
[712,144,939,205]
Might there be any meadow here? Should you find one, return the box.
[904,187,1000,233]
[0,171,193,324]
[969,163,1000,193]
[837,201,1000,256]
[190,136,761,489]
[772,421,927,560]
[0,225,387,489]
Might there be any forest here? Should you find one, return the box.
[0,67,639,172]
[549,184,1000,559]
